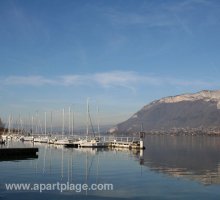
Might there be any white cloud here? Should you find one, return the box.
[4,76,55,86]
[93,71,142,87]
[1,71,216,90]
[60,75,85,86]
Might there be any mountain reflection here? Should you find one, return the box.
[141,135,220,185]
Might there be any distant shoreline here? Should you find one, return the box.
[2,127,220,137]
[111,127,220,136]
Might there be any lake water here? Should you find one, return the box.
[1,135,220,199]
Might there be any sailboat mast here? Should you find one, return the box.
[97,105,100,136]
[50,111,53,134]
[62,108,65,136]
[31,115,34,134]
[44,112,47,136]
[8,114,11,134]
[72,111,74,136]
[35,111,38,134]
[86,98,89,136]
[68,106,71,136]
[18,113,21,134]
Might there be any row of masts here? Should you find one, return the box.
[4,100,100,137]
[4,108,76,136]
[4,98,103,140]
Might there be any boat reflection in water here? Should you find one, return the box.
[1,136,220,199]
[141,135,220,185]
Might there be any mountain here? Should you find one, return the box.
[110,90,220,135]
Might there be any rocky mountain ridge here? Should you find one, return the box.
[110,90,220,135]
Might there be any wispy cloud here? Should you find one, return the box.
[1,71,216,90]
[105,8,174,28]
[166,0,212,12]
[59,75,85,86]
[4,75,55,86]
[94,71,142,87]
[163,77,215,88]
[103,0,215,37]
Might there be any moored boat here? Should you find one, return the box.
[54,138,71,145]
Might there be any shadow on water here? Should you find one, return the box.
[142,135,220,185]
[0,155,38,162]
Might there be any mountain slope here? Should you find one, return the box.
[111,90,220,134]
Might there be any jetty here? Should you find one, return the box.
[0,148,38,160]
[64,135,145,149]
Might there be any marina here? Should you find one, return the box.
[0,100,145,150]
[1,133,145,150]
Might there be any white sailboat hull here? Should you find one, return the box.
[34,137,49,143]
[54,139,70,145]
[79,139,107,148]
[22,136,34,141]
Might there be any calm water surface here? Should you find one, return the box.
[1,135,220,200]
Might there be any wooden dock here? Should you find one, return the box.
[63,136,145,149]
[0,148,38,158]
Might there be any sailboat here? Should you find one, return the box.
[79,138,106,148]
[22,135,34,142]
[2,115,12,141]
[79,99,107,148]
[34,112,49,143]
[54,137,70,145]
[54,109,71,145]
[40,112,50,143]
[21,115,34,142]
[47,111,57,144]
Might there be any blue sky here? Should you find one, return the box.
[1,0,220,127]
